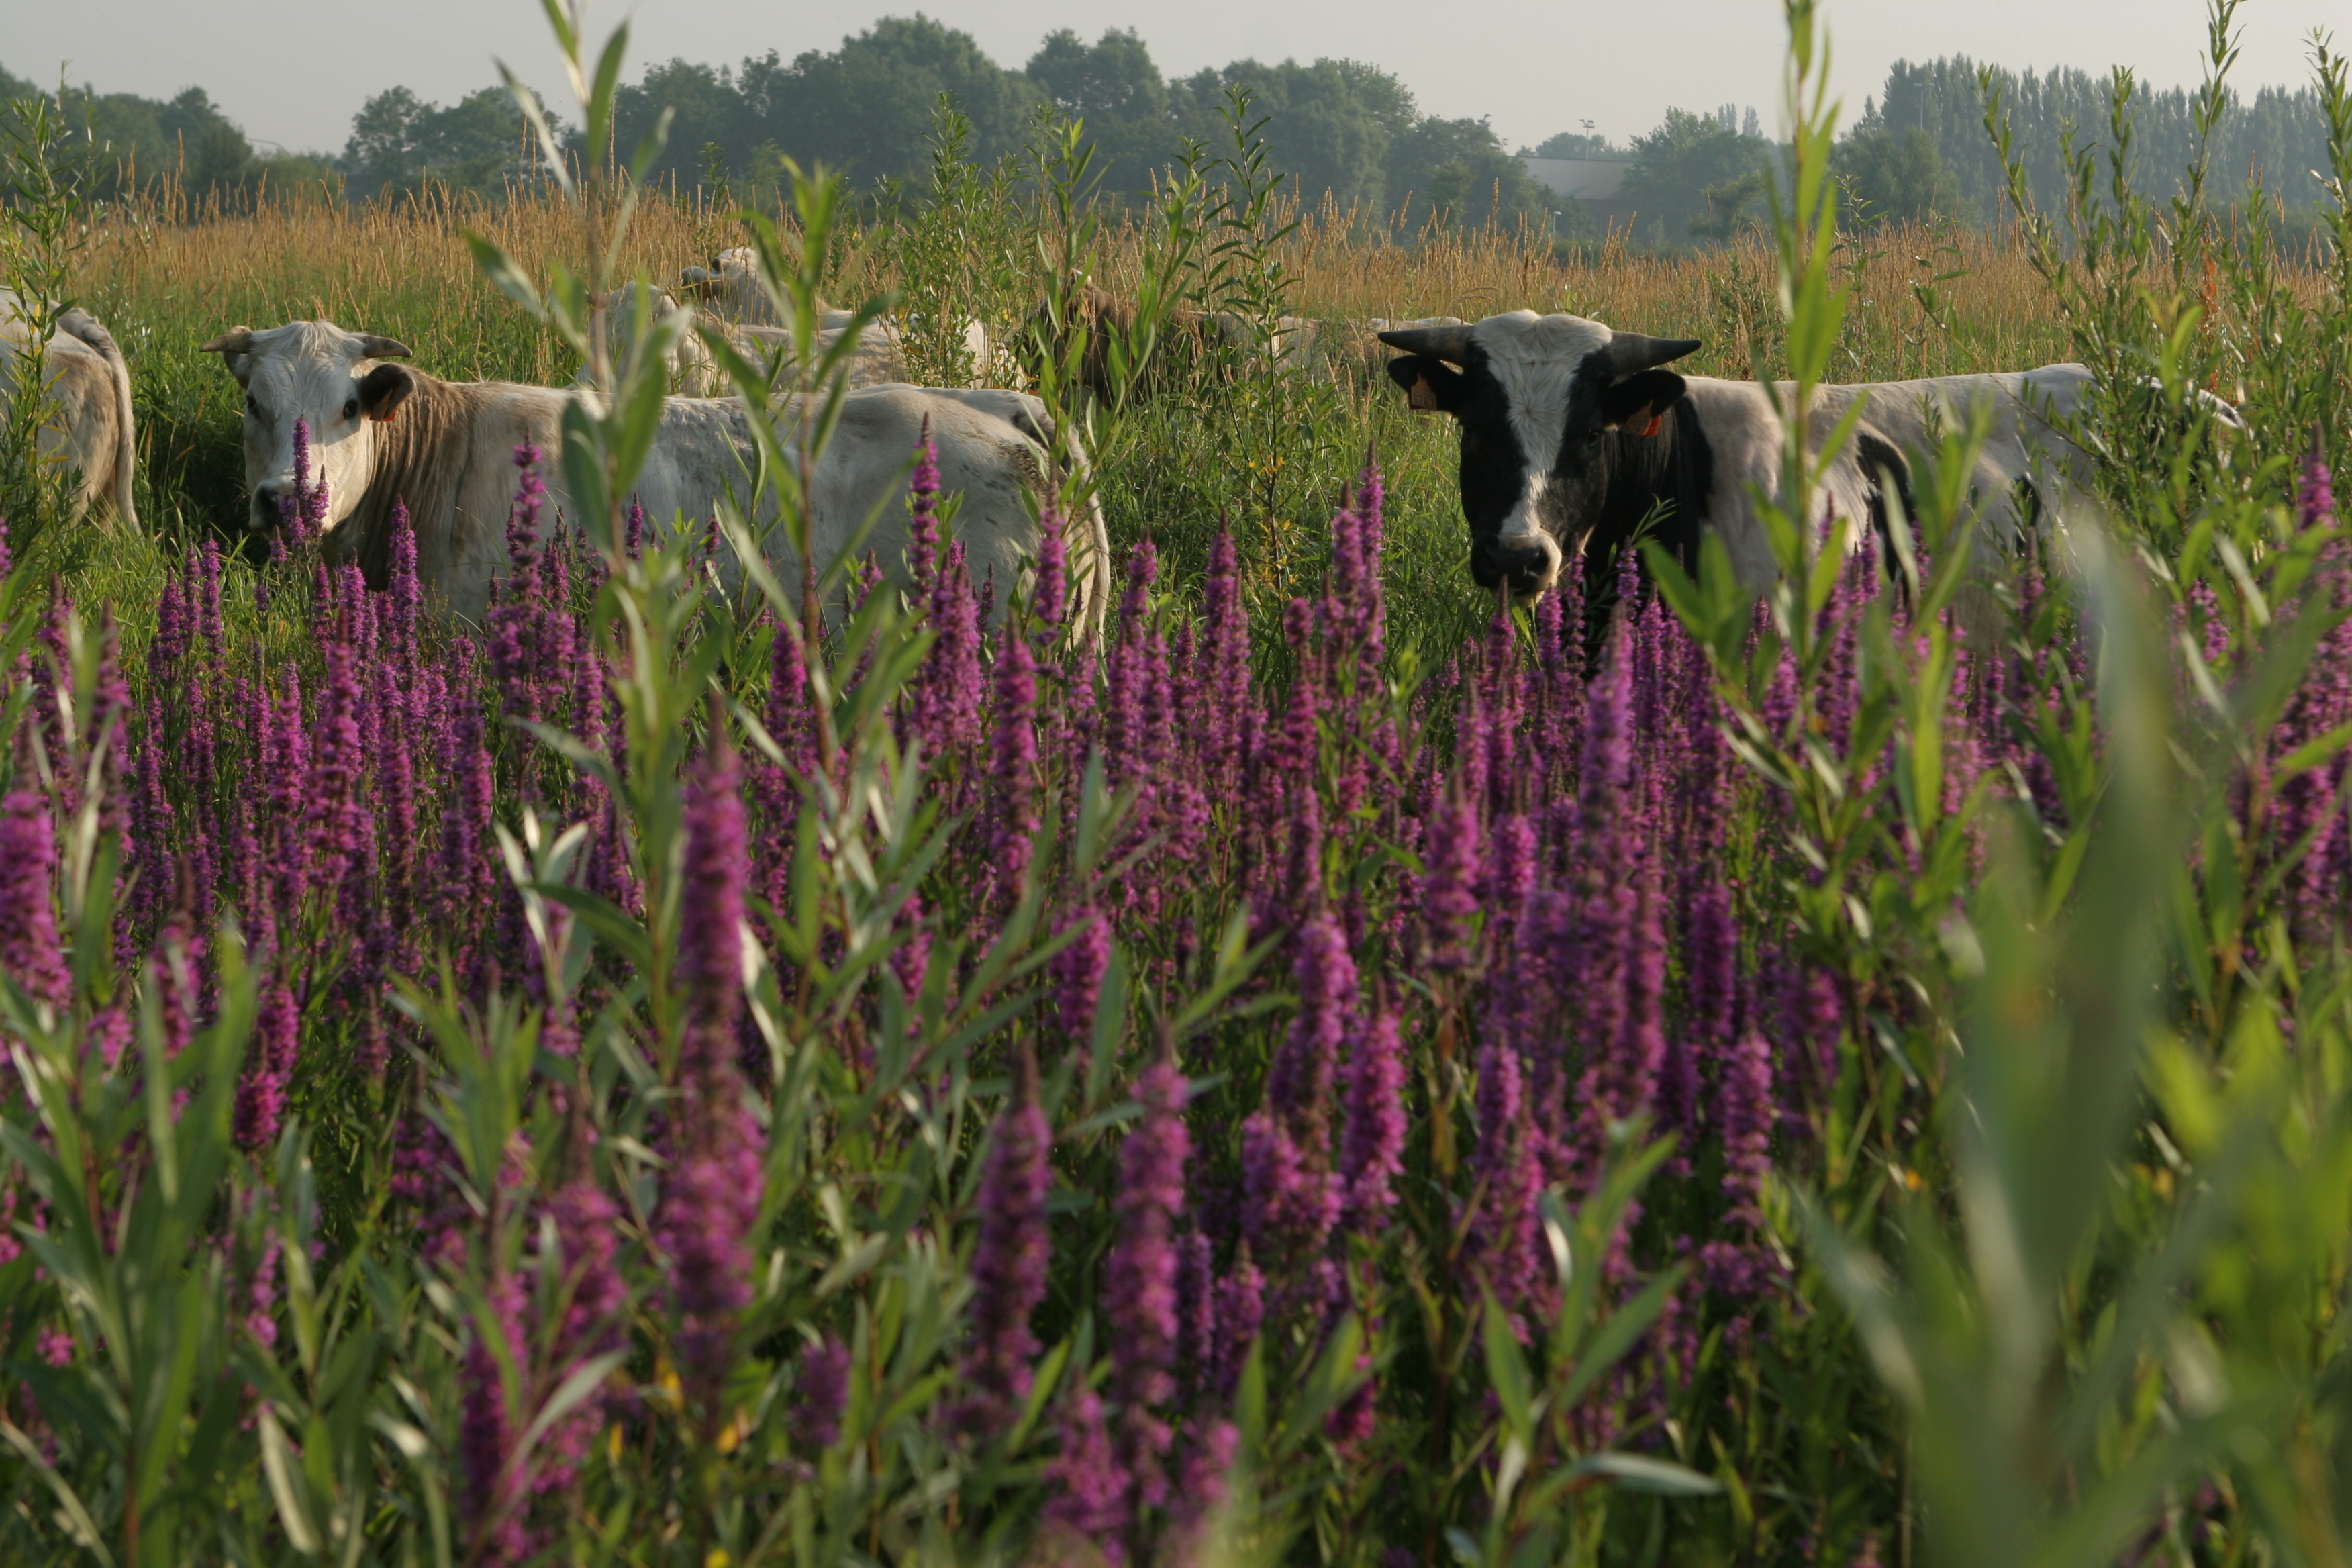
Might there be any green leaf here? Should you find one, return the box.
[1562,1451,1721,1496]
[1482,1293,1535,1446]
[259,1404,323,1555]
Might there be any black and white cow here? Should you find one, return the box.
[1381,310,2120,608]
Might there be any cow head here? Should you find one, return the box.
[199,320,414,536]
[1381,311,1699,597]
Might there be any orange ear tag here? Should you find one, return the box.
[1640,413,1664,438]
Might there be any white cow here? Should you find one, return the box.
[201,320,1111,632]
[605,277,998,394]
[1381,311,2238,604]
[0,291,138,528]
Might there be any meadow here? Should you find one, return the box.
[2,3,2351,1564]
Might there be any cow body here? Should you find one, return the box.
[1381,311,2124,605]
[0,291,138,528]
[205,320,1109,632]
[611,278,995,395]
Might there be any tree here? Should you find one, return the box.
[1387,115,1552,232]
[342,85,542,202]
[754,18,1040,186]
[1173,58,1414,215]
[1832,126,1959,226]
[1614,105,1773,243]
[611,58,753,191]
[1024,28,1170,195]
[1530,130,1622,160]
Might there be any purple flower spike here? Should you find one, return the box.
[1032,503,1069,632]
[1044,1387,1130,1556]
[954,1044,1053,1440]
[1340,1006,1406,1228]
[1107,1052,1189,1513]
[792,1337,852,1450]
[989,631,1040,899]
[657,737,765,1426]
[1050,906,1110,1058]
[1417,785,1481,972]
[234,979,299,1151]
[0,789,68,1010]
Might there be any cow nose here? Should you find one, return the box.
[1491,539,1555,593]
[251,481,285,528]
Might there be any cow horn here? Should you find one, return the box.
[1377,322,1473,362]
[1607,332,1702,376]
[354,334,412,360]
[198,326,254,355]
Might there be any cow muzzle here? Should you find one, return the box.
[1473,528,1563,599]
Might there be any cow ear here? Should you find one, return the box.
[358,362,414,423]
[1386,354,1463,413]
[1600,370,1685,435]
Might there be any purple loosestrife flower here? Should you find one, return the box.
[389,501,421,667]
[1107,1053,1189,1512]
[440,683,495,928]
[905,430,942,587]
[0,788,69,1010]
[1199,528,1251,797]
[1471,1042,1547,1324]
[1050,905,1110,1058]
[1665,881,1738,1154]
[235,979,299,1151]
[1032,502,1069,634]
[1175,1231,1216,1404]
[929,540,985,750]
[460,1269,530,1568]
[658,738,765,1428]
[308,637,368,901]
[1339,1005,1406,1228]
[1700,1031,1776,1302]
[1044,1388,1130,1555]
[1170,1417,1242,1540]
[954,1044,1053,1440]
[374,660,418,937]
[2300,437,2335,530]
[264,667,309,926]
[989,630,1040,899]
[1211,1251,1263,1400]
[1106,541,1161,789]
[1267,911,1354,1141]
[792,1337,852,1449]
[1417,784,1481,972]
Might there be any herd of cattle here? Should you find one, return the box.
[0,256,2243,640]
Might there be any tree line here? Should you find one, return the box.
[3,28,2342,248]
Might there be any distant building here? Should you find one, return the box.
[1518,157,1628,201]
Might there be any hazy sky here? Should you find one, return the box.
[7,0,2339,158]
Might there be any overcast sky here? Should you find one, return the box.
[7,0,2339,157]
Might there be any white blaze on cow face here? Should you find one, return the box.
[213,321,411,536]
[1465,311,1615,593]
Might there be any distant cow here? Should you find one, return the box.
[1379,310,2167,605]
[0,291,138,528]
[201,320,1111,632]
[673,247,798,326]
[1041,288,1465,399]
[609,278,997,395]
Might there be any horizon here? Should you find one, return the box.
[7,0,2340,163]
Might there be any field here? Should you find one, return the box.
[3,8,2352,1567]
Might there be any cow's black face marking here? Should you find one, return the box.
[1391,313,1714,628]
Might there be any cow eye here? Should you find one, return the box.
[342,397,360,422]
[245,394,260,416]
